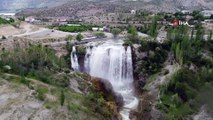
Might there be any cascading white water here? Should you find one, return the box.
[71,46,79,71]
[71,40,138,120]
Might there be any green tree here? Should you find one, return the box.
[60,90,65,106]
[148,16,158,39]
[174,12,185,21]
[170,25,192,65]
[128,26,137,35]
[192,11,204,21]
[76,33,83,41]
[111,28,122,38]
[126,26,139,43]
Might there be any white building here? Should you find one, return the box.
[99,28,104,31]
[201,10,213,17]
[92,27,99,31]
[67,24,81,27]
[25,16,35,23]
[131,10,136,15]
[181,10,191,14]
[92,27,104,31]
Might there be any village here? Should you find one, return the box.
[0,9,212,50]
[22,9,213,27]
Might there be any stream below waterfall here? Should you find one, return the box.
[71,39,139,120]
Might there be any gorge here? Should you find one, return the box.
[71,39,139,120]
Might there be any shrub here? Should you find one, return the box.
[123,39,133,46]
[95,32,106,38]
[36,86,48,101]
[137,40,168,75]
[76,33,83,41]
[65,35,73,41]
[111,28,122,38]
[76,45,86,55]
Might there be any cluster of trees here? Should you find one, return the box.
[169,25,191,65]
[138,39,169,76]
[122,26,139,46]
[139,24,149,34]
[192,11,205,21]
[158,67,213,120]
[122,11,212,119]
[0,45,69,87]
[137,15,160,38]
[167,23,207,65]
[173,12,185,21]
[127,26,139,42]
[157,18,213,119]
[124,21,159,45]
[148,16,158,38]
[124,25,170,77]
[0,17,14,25]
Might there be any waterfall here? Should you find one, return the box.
[71,40,138,120]
[71,46,79,71]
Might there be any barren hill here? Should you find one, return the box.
[15,0,213,17]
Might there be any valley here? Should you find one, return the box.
[0,0,213,120]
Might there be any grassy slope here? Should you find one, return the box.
[0,72,111,120]
[0,44,113,120]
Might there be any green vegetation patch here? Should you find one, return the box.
[157,67,213,119]
[0,44,68,87]
[137,40,169,76]
[0,17,14,25]
[76,45,86,55]
[57,25,91,32]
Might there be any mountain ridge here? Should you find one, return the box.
[1,0,213,13]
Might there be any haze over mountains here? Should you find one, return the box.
[0,0,71,11]
[0,0,213,13]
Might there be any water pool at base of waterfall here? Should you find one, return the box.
[71,39,139,120]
